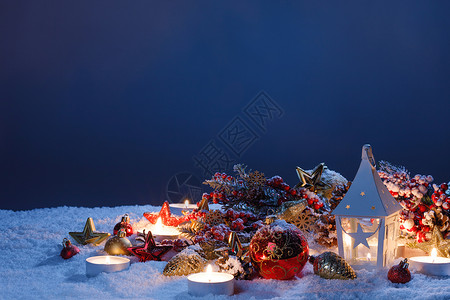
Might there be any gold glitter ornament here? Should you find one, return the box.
[163,248,207,276]
[204,210,225,227]
[197,197,210,211]
[309,252,356,280]
[280,206,319,234]
[407,226,450,258]
[294,163,330,193]
[228,231,243,257]
[104,229,132,256]
[246,170,266,187]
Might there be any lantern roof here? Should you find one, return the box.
[332,144,402,218]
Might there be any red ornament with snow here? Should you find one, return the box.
[113,214,134,237]
[249,220,309,280]
[143,201,188,227]
[387,258,411,284]
[60,238,80,259]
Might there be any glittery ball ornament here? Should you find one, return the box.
[309,252,356,280]
[387,258,411,284]
[104,229,132,256]
[249,220,309,280]
[113,214,133,237]
[60,238,80,259]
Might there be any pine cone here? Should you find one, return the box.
[163,249,207,276]
[309,252,356,280]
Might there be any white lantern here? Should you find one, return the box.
[333,145,402,269]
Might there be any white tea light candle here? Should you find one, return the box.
[86,255,130,277]
[169,200,197,215]
[138,217,180,242]
[187,265,234,296]
[409,248,450,276]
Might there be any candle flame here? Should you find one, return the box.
[431,248,437,262]
[155,217,162,232]
[105,256,111,264]
[184,199,189,208]
[367,253,371,261]
[344,234,351,247]
[206,264,212,274]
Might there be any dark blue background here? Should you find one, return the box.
[1,1,449,210]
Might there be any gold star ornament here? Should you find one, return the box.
[295,163,330,192]
[69,217,110,246]
[407,226,450,258]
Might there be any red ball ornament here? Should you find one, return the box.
[249,220,309,280]
[388,258,411,284]
[60,238,80,259]
[113,214,134,237]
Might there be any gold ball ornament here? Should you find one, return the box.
[104,229,132,256]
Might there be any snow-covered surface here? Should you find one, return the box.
[1,205,450,299]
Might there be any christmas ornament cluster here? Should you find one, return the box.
[60,159,449,284]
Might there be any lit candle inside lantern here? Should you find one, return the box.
[187,264,234,296]
[344,233,352,259]
[185,199,189,209]
[409,247,450,276]
[85,255,130,277]
[367,253,371,261]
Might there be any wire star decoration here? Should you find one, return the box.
[69,217,110,246]
[295,163,330,192]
